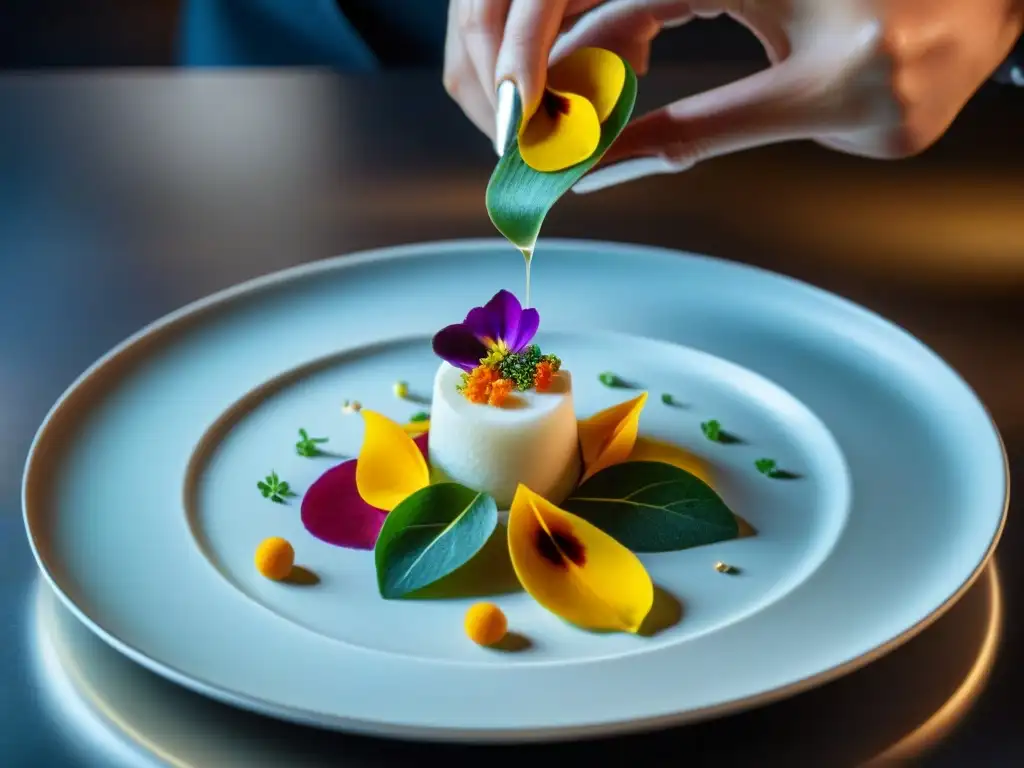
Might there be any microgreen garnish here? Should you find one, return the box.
[409,411,430,422]
[598,371,622,387]
[257,471,296,504]
[755,458,777,476]
[498,345,561,391]
[661,393,674,405]
[295,428,329,457]
[701,420,722,442]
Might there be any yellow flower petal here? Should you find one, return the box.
[577,392,648,482]
[402,419,430,436]
[548,47,626,123]
[507,485,653,633]
[355,410,429,511]
[629,437,714,486]
[518,88,601,172]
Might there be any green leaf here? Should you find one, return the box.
[563,461,739,553]
[755,458,777,476]
[277,481,290,494]
[374,483,499,599]
[485,60,638,250]
[298,428,309,440]
[257,481,270,494]
[701,420,721,442]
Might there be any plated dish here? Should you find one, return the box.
[22,238,1007,741]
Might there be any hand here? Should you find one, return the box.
[443,0,1024,192]
[444,0,693,143]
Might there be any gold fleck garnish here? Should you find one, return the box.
[715,561,738,574]
[393,381,409,399]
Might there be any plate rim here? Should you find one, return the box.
[21,237,1010,742]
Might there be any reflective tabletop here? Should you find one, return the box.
[1,67,1022,766]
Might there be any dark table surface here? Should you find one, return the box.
[1,66,1022,767]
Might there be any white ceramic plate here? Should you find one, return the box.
[23,239,1007,742]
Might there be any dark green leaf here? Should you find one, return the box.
[298,428,309,440]
[277,481,290,494]
[374,483,498,599]
[409,411,430,422]
[312,436,329,443]
[485,60,638,249]
[257,481,270,494]
[754,458,777,476]
[271,495,285,504]
[564,461,739,552]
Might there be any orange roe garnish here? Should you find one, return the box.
[534,361,554,392]
[462,365,498,404]
[488,378,513,407]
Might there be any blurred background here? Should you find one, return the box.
[0,0,766,69]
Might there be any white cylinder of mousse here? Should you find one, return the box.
[427,362,582,510]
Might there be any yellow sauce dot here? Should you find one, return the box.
[255,537,295,581]
[464,602,507,646]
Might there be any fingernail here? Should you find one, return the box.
[572,156,682,194]
[494,80,521,157]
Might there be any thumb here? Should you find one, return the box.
[573,54,861,193]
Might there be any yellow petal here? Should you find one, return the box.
[402,419,430,436]
[577,392,648,482]
[548,47,626,123]
[630,437,714,486]
[355,410,429,511]
[507,485,653,633]
[518,88,601,173]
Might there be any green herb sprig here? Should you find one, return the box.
[257,471,296,504]
[295,428,329,457]
[701,419,722,442]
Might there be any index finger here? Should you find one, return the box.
[494,0,573,117]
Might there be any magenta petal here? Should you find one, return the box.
[301,459,386,549]
[432,323,487,371]
[300,435,430,550]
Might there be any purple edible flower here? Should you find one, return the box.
[431,290,540,371]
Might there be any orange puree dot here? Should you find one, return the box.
[255,537,294,581]
[464,602,508,646]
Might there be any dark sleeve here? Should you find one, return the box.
[994,32,1024,85]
